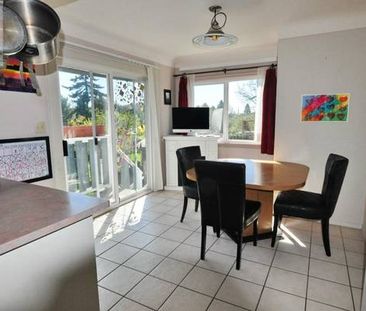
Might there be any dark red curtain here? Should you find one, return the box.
[261,67,277,155]
[178,76,188,107]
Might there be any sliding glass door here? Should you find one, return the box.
[113,78,147,200]
[59,68,113,200]
[58,68,148,204]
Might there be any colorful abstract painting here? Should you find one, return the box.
[0,58,37,93]
[301,94,349,122]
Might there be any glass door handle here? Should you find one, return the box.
[62,140,68,157]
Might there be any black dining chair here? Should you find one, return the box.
[271,153,349,256]
[195,160,261,270]
[176,146,204,222]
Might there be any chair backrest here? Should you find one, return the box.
[321,153,349,216]
[195,160,246,232]
[176,146,202,187]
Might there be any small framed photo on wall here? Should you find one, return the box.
[164,89,171,105]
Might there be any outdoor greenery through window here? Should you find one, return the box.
[194,78,260,142]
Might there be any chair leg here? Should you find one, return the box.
[180,196,188,223]
[253,219,258,246]
[215,226,220,238]
[271,215,279,247]
[201,225,207,260]
[236,235,242,270]
[321,218,331,256]
[195,199,199,212]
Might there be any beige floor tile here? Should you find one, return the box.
[242,245,276,265]
[310,244,346,265]
[110,298,153,311]
[266,267,307,297]
[100,243,139,264]
[209,238,238,257]
[123,250,164,273]
[175,218,201,231]
[283,218,313,231]
[216,276,262,310]
[160,227,193,242]
[104,227,135,243]
[159,287,212,311]
[125,219,151,231]
[153,214,179,226]
[306,300,348,311]
[341,227,364,241]
[184,231,217,249]
[140,210,163,222]
[150,258,193,284]
[307,277,353,310]
[95,236,118,256]
[181,266,225,297]
[169,243,201,265]
[257,287,305,311]
[162,198,182,207]
[98,286,121,311]
[143,237,180,256]
[277,239,310,257]
[272,251,309,275]
[343,238,365,254]
[96,257,119,281]
[312,223,341,237]
[197,250,235,274]
[309,259,349,285]
[346,251,364,268]
[126,276,176,310]
[138,222,171,236]
[229,259,270,285]
[99,266,145,295]
[311,233,344,249]
[348,267,364,288]
[352,287,362,311]
[122,231,156,248]
[207,299,247,311]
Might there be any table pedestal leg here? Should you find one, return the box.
[243,189,274,242]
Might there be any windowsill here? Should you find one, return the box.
[218,138,261,147]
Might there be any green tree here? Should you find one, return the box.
[244,103,251,115]
[217,100,224,109]
[63,74,106,120]
[61,96,74,125]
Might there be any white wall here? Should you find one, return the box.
[275,28,366,228]
[218,143,273,160]
[0,65,56,188]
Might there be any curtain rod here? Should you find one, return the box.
[173,63,277,77]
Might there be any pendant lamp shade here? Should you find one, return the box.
[193,5,238,48]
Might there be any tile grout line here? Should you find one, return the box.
[254,230,279,311]
[341,227,357,311]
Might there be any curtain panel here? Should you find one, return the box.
[261,66,277,155]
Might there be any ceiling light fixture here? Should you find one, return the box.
[193,5,238,48]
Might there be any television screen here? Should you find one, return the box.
[172,107,209,133]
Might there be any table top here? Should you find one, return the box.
[0,178,109,256]
[186,158,309,192]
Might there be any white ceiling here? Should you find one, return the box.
[45,0,366,67]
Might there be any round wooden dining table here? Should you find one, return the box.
[186,158,309,241]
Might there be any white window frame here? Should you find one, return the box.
[193,74,262,145]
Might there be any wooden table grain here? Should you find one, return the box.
[186,159,309,240]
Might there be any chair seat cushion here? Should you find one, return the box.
[274,190,326,219]
[183,184,199,200]
[244,200,261,227]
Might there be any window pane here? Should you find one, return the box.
[194,84,224,134]
[228,80,258,140]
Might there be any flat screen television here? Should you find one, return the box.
[172,107,210,134]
